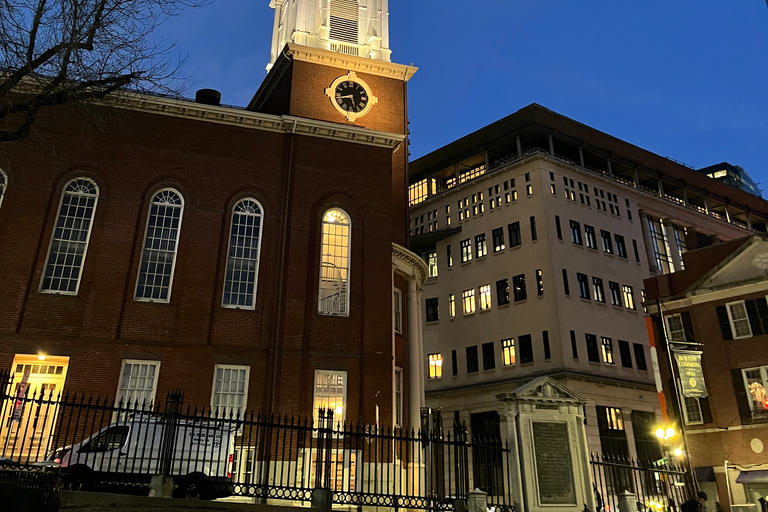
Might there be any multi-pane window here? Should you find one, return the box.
[426,298,439,322]
[577,273,589,299]
[318,209,351,316]
[536,270,544,296]
[665,313,686,342]
[447,245,453,267]
[502,339,515,366]
[466,346,479,373]
[428,354,443,379]
[530,216,537,241]
[601,337,614,364]
[601,230,613,254]
[117,360,160,409]
[475,234,487,258]
[742,368,768,418]
[394,368,403,427]
[135,189,184,302]
[727,301,753,339]
[586,334,600,362]
[426,251,438,278]
[211,365,249,419]
[513,274,527,302]
[519,335,533,364]
[223,199,263,309]
[615,235,627,259]
[461,239,472,262]
[648,216,674,274]
[609,281,621,306]
[0,168,6,208]
[462,289,476,315]
[619,340,633,368]
[313,370,347,425]
[482,342,495,370]
[508,222,521,247]
[622,285,635,310]
[492,228,505,252]
[449,294,456,318]
[584,225,596,249]
[479,284,492,310]
[633,344,647,370]
[40,178,99,294]
[682,396,703,425]
[570,220,582,245]
[592,277,605,303]
[497,279,510,306]
[673,225,688,270]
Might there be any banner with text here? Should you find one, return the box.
[674,350,708,398]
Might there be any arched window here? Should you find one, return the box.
[222,198,264,309]
[135,189,184,302]
[318,208,351,316]
[40,178,99,294]
[0,168,7,208]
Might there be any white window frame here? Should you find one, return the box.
[462,289,476,315]
[0,168,7,208]
[222,198,264,310]
[393,289,403,334]
[726,301,753,340]
[394,367,403,428]
[623,285,635,310]
[428,353,442,379]
[318,208,351,317]
[479,284,492,310]
[665,314,686,342]
[210,364,250,420]
[313,370,347,426]
[502,338,515,366]
[116,359,161,410]
[426,251,438,278]
[742,367,768,418]
[681,394,703,425]
[134,188,185,303]
[39,178,99,296]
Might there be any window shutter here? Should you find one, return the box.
[652,316,667,351]
[730,369,752,425]
[681,312,694,342]
[700,396,713,424]
[717,306,733,340]
[746,300,763,336]
[667,379,681,423]
[756,298,768,334]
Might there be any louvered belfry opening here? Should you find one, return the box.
[330,0,359,44]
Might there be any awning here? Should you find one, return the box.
[695,467,716,482]
[736,470,768,484]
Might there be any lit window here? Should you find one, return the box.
[492,227,505,252]
[0,168,6,208]
[447,245,453,267]
[314,370,347,426]
[426,298,439,322]
[117,360,160,410]
[393,289,403,334]
[601,337,614,365]
[318,208,351,316]
[135,189,184,302]
[426,251,438,278]
[526,184,532,196]
[223,199,263,309]
[743,368,768,418]
[475,234,487,258]
[536,270,543,296]
[462,289,476,315]
[460,239,472,263]
[502,338,515,366]
[727,301,752,339]
[622,285,635,310]
[592,277,605,303]
[448,294,456,318]
[211,365,249,419]
[600,407,624,430]
[479,284,492,310]
[394,368,403,427]
[665,313,686,342]
[428,354,443,379]
[40,178,99,295]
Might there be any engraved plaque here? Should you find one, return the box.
[532,421,576,505]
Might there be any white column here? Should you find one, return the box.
[501,406,526,512]
[407,278,425,429]
[639,211,659,274]
[664,219,683,273]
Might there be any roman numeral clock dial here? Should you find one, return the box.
[325,72,378,122]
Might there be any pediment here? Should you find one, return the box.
[693,237,768,292]
[497,376,586,404]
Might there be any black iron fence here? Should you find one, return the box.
[590,453,692,512]
[0,465,61,512]
[0,373,514,510]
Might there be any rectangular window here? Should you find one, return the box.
[592,277,605,303]
[601,230,613,254]
[492,227,505,252]
[461,239,472,263]
[502,339,515,366]
[742,368,768,419]
[615,235,627,259]
[482,342,496,370]
[449,294,456,318]
[117,360,160,410]
[665,313,686,342]
[475,234,487,258]
[513,274,527,302]
[428,354,443,379]
[462,289,476,315]
[426,251,438,278]
[648,216,673,274]
[683,396,703,425]
[633,344,647,370]
[609,282,621,306]
[530,216,537,241]
[394,368,403,427]
[562,269,570,295]
[632,240,640,263]
[393,289,403,334]
[508,222,521,247]
[496,279,510,306]
[586,334,600,362]
[550,184,556,195]
[570,220,583,245]
[447,245,453,267]
[555,216,562,240]
[479,284,492,310]
[570,330,578,359]
[466,346,479,373]
[601,337,614,364]
[543,331,551,360]
[584,225,597,249]
[619,340,632,368]
[211,365,250,419]
[727,301,753,339]
[536,270,544,296]
[623,285,635,310]
[452,350,458,376]
[426,298,439,322]
[577,273,589,299]
[519,335,533,364]
[525,172,530,182]
[313,370,347,424]
[526,184,533,196]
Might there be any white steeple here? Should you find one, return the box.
[267,0,392,69]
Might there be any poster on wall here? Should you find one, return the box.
[673,349,708,398]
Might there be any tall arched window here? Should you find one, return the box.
[318,208,351,316]
[135,189,184,302]
[0,168,7,208]
[222,198,264,309]
[40,178,99,294]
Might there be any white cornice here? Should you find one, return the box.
[285,43,417,82]
[392,243,427,285]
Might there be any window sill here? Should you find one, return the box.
[467,372,479,377]
[586,247,598,253]
[493,250,506,256]
[426,321,439,325]
[503,364,516,370]
[514,299,528,305]
[39,290,78,297]
[498,303,511,309]
[134,298,171,304]
[588,361,601,366]
[520,362,535,367]
[483,368,496,374]
[595,301,607,307]
[579,298,592,303]
[508,244,522,251]
[461,260,472,266]
[479,308,492,313]
[603,253,615,258]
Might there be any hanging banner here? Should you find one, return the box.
[673,349,708,398]
[11,367,31,423]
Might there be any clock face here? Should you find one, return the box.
[334,80,369,113]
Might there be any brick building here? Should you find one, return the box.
[0,0,426,456]
[646,234,768,510]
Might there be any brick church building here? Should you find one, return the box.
[0,0,425,449]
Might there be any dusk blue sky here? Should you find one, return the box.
[160,1,768,191]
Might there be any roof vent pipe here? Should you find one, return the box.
[195,89,221,106]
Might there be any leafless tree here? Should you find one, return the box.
[0,0,208,142]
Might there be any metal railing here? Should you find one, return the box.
[0,465,60,512]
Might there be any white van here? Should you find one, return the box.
[51,414,237,499]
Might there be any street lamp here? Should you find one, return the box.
[655,425,676,441]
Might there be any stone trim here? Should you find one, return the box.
[392,242,427,285]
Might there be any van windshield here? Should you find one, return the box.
[80,425,129,453]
